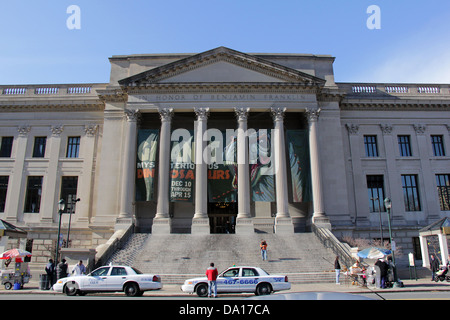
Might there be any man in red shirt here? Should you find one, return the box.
[206,262,218,298]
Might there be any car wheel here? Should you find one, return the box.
[64,281,79,296]
[195,283,208,297]
[255,283,272,296]
[124,283,141,297]
[4,282,12,290]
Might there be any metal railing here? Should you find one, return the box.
[311,224,354,270]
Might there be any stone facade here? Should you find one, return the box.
[0,47,449,266]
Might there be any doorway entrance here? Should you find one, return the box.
[208,202,237,234]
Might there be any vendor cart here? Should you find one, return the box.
[1,262,31,290]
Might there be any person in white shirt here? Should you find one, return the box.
[72,260,86,276]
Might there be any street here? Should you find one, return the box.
[1,290,449,300]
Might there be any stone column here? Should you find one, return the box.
[235,107,254,234]
[76,124,99,227]
[153,108,173,234]
[271,107,294,233]
[6,126,30,222]
[192,107,210,234]
[117,109,140,228]
[307,108,330,229]
[41,125,64,223]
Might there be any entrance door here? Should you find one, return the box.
[208,202,237,234]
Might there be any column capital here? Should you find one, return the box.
[305,108,320,123]
[17,125,31,136]
[158,108,174,122]
[84,124,99,137]
[380,124,393,135]
[194,107,209,121]
[413,123,427,135]
[235,107,249,121]
[270,107,286,122]
[50,125,64,136]
[345,123,360,135]
[124,109,141,122]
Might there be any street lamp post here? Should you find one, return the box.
[55,199,65,263]
[384,197,400,286]
[371,197,384,244]
[66,197,80,247]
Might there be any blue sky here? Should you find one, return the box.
[1,0,450,84]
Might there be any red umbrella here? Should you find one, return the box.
[0,248,32,260]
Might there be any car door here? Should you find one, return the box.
[217,267,241,293]
[240,268,259,292]
[107,267,129,291]
[81,266,110,291]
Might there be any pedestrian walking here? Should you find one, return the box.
[375,258,388,288]
[45,259,55,289]
[430,254,440,281]
[260,240,268,261]
[334,256,341,284]
[56,258,68,280]
[206,262,218,298]
[72,260,86,276]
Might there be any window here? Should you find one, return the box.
[222,268,239,277]
[91,267,110,277]
[364,135,378,157]
[436,174,450,211]
[398,135,412,157]
[24,176,43,213]
[367,175,385,212]
[0,176,9,212]
[242,268,259,277]
[60,176,78,213]
[66,136,80,158]
[0,137,13,157]
[111,267,128,276]
[32,137,47,158]
[401,174,421,211]
[431,135,445,156]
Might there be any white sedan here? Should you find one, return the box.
[53,265,162,297]
[181,266,291,297]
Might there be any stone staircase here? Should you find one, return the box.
[106,233,338,284]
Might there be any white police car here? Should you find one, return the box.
[181,266,291,297]
[53,265,162,297]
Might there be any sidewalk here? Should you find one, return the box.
[0,277,449,296]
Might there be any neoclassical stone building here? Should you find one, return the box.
[0,47,449,265]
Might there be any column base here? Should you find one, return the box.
[312,214,332,230]
[191,218,210,235]
[152,218,171,234]
[236,218,254,234]
[115,217,133,231]
[275,217,294,234]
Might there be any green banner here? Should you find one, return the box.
[170,130,195,202]
[208,130,237,203]
[249,129,275,202]
[136,129,159,201]
[286,130,311,202]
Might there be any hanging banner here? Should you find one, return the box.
[208,130,237,203]
[170,129,195,202]
[136,129,159,201]
[286,130,311,202]
[249,129,275,202]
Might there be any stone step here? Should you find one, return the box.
[107,232,338,284]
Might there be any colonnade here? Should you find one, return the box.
[118,106,328,234]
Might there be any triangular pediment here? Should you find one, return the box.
[118,46,325,88]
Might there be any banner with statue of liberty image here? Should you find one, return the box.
[286,130,311,202]
[207,130,237,203]
[249,129,275,202]
[136,129,159,201]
